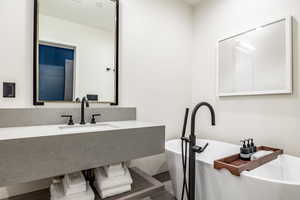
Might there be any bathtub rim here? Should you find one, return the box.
[165,139,300,186]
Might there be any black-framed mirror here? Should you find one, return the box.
[33,0,119,106]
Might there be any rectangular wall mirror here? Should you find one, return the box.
[33,0,119,105]
[217,16,292,97]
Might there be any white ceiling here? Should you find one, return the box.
[39,0,116,32]
[182,0,202,5]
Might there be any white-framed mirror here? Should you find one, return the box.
[217,16,293,97]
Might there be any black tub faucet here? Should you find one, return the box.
[189,102,216,200]
[76,97,90,125]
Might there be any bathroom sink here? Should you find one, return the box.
[0,120,165,187]
[59,123,119,131]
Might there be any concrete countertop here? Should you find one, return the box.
[0,120,164,140]
[0,120,165,186]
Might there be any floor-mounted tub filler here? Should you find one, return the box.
[166,139,300,200]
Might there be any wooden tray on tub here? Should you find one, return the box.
[214,146,283,176]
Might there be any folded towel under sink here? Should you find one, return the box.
[94,183,131,199]
[104,163,125,178]
[64,172,86,188]
[63,176,86,196]
[63,172,86,196]
[95,166,133,191]
[51,183,94,200]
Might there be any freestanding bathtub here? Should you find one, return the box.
[166,139,300,200]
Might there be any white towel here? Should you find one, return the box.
[104,163,125,178]
[106,163,123,171]
[64,172,86,189]
[95,183,131,199]
[62,176,86,196]
[52,177,62,184]
[50,183,94,200]
[251,150,273,160]
[95,166,133,190]
[62,172,86,196]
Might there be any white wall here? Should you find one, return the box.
[0,0,34,108]
[0,0,192,198]
[119,0,193,175]
[192,0,300,157]
[39,14,115,102]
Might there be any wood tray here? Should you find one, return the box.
[214,146,283,176]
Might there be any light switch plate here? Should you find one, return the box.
[3,82,16,98]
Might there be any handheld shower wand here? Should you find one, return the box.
[181,108,189,139]
[181,108,189,200]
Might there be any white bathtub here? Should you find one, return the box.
[166,139,300,200]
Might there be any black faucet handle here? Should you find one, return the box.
[61,115,74,125]
[192,143,209,153]
[91,114,101,124]
[75,97,81,102]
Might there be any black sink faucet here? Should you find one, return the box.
[76,97,90,125]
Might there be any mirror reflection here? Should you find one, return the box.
[37,0,117,103]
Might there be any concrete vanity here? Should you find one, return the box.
[0,108,165,187]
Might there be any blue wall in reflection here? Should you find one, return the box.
[39,44,74,101]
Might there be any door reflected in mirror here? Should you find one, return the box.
[35,0,118,104]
